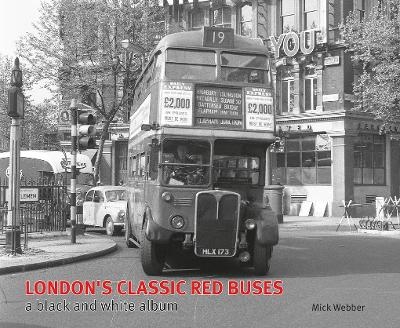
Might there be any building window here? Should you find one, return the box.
[354,0,366,21]
[304,76,317,111]
[211,6,232,28]
[280,67,294,113]
[304,0,319,30]
[273,135,332,185]
[281,79,294,113]
[354,135,385,185]
[239,3,252,37]
[328,0,341,42]
[188,9,204,30]
[304,67,317,111]
[281,0,295,33]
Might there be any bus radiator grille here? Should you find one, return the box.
[173,198,193,207]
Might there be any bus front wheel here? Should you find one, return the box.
[140,219,166,275]
[253,243,272,276]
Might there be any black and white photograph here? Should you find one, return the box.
[1,1,400,327]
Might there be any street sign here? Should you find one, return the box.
[6,188,39,202]
[59,109,70,124]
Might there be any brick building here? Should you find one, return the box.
[161,0,398,217]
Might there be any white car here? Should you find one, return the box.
[83,186,128,236]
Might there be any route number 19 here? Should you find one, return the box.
[213,31,225,44]
[203,27,234,48]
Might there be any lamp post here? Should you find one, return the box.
[6,58,25,254]
[120,39,146,70]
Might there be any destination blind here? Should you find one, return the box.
[194,86,243,129]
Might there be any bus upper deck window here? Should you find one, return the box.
[165,49,217,81]
[166,49,216,65]
[221,52,268,83]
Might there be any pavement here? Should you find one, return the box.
[0,230,117,275]
[1,215,399,275]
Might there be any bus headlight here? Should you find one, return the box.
[118,210,125,220]
[170,215,185,229]
[162,192,174,202]
[245,218,256,230]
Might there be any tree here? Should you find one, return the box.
[341,0,400,124]
[21,101,59,150]
[17,0,165,183]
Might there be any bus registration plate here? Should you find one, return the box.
[196,247,234,257]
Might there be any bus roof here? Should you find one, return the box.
[0,150,93,174]
[153,30,268,54]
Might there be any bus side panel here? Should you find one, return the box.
[149,82,161,125]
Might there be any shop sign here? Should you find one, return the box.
[322,94,339,102]
[324,56,340,66]
[270,30,317,59]
[280,124,313,133]
[357,122,400,134]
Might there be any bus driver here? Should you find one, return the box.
[163,144,206,185]
[175,144,195,164]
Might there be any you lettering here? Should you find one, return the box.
[270,30,317,58]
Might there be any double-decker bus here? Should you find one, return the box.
[126,27,278,275]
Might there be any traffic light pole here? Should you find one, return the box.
[70,99,77,244]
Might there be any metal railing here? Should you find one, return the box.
[0,178,68,234]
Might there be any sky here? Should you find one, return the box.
[0,0,52,103]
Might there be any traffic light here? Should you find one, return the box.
[274,137,281,149]
[77,110,97,150]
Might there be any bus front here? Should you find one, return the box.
[127,27,279,275]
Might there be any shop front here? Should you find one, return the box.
[272,115,400,217]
